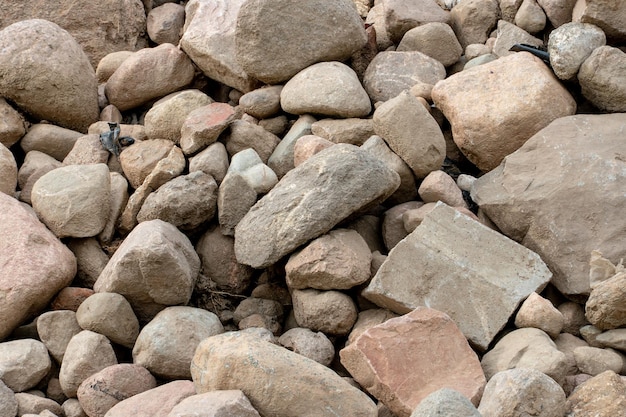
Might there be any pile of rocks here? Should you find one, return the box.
[1,0,625,416]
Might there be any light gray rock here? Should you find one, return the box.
[267,114,315,178]
[133,306,224,379]
[167,390,261,417]
[278,328,335,366]
[0,379,17,417]
[76,292,140,348]
[235,0,367,84]
[15,392,63,416]
[234,144,400,268]
[239,85,283,119]
[36,310,82,364]
[410,388,481,417]
[381,0,451,43]
[492,20,544,57]
[363,203,552,351]
[0,339,51,392]
[478,368,566,417]
[62,398,87,417]
[574,346,624,376]
[578,46,626,112]
[596,328,626,351]
[0,97,26,148]
[191,331,377,417]
[0,19,99,132]
[292,288,358,336]
[93,219,200,322]
[224,120,280,164]
[228,148,278,194]
[397,22,463,67]
[0,142,17,196]
[311,118,374,146]
[147,3,185,46]
[20,124,83,162]
[280,62,371,118]
[471,114,626,296]
[31,164,110,238]
[217,172,258,236]
[548,22,606,80]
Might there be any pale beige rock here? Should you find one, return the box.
[144,89,214,144]
[224,120,280,163]
[147,3,184,45]
[77,364,156,417]
[449,0,499,48]
[0,20,99,132]
[365,203,552,351]
[574,346,623,376]
[418,170,466,208]
[515,292,565,338]
[292,288,358,336]
[0,379,17,417]
[119,139,174,188]
[340,307,486,416]
[366,4,394,51]
[280,62,371,118]
[432,52,576,172]
[564,370,626,416]
[293,135,334,166]
[167,391,261,417]
[493,20,544,57]
[538,0,577,27]
[20,124,83,162]
[381,0,451,43]
[59,330,118,398]
[189,142,229,183]
[381,201,424,251]
[180,103,236,155]
[62,398,87,417]
[586,272,626,330]
[36,310,82,364]
[105,380,196,417]
[63,134,110,166]
[402,202,436,233]
[573,0,626,42]
[93,219,200,322]
[0,142,17,196]
[96,51,134,84]
[548,22,606,80]
[515,0,547,33]
[76,292,140,348]
[278,328,335,366]
[15,392,63,416]
[100,105,123,123]
[0,98,26,148]
[239,86,283,119]
[0,339,51,392]
[347,309,399,345]
[191,331,377,417]
[235,0,367,84]
[397,22,463,67]
[311,118,375,146]
[373,91,445,178]
[481,328,569,384]
[105,43,195,111]
[99,172,129,244]
[87,121,148,142]
[31,164,111,238]
[578,46,626,112]
[595,328,626,351]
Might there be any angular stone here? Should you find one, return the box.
[433,52,576,172]
[93,219,200,322]
[311,118,374,146]
[0,97,26,148]
[77,364,156,417]
[0,379,17,417]
[76,292,140,348]
[293,135,334,167]
[559,301,589,336]
[0,142,17,196]
[578,46,626,112]
[363,203,552,350]
[381,201,424,251]
[180,103,236,155]
[189,142,229,183]
[0,339,51,392]
[105,380,196,417]
[217,172,258,236]
[573,0,626,42]
[538,0,577,27]
[0,193,77,340]
[340,307,486,416]
[224,120,280,164]
[235,144,400,268]
[492,20,544,57]
[119,139,174,189]
[418,170,466,208]
[99,172,129,244]
[36,310,82,364]
[478,368,566,417]
[15,392,63,416]
[363,51,446,103]
[59,330,118,398]
[147,3,185,45]
[481,328,569,384]
[191,331,377,417]
[278,328,335,366]
[63,134,109,166]
[169,391,260,417]
[347,309,399,345]
[31,164,110,238]
[515,292,564,338]
[267,114,315,179]
[449,0,499,48]
[471,114,626,296]
[0,20,99,132]
[235,0,367,84]
[105,43,195,111]
[548,22,606,81]
[280,62,371,118]
[292,289,358,336]
[381,0,451,43]
[373,91,445,178]
[564,370,626,416]
[286,229,372,290]
[51,287,94,312]
[397,22,463,67]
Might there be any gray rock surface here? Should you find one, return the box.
[578,46,626,112]
[410,388,481,417]
[548,22,606,80]
[0,339,51,392]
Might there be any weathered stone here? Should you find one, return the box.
[0,98,26,148]
[363,51,446,103]
[559,301,588,336]
[63,134,109,166]
[0,339,51,392]
[181,103,236,156]
[311,118,374,146]
[105,43,195,111]
[449,0,499,48]
[15,392,63,416]
[471,114,626,296]
[293,135,334,166]
[233,298,284,334]
[239,86,283,119]
[224,120,280,164]
[20,124,83,162]
[0,20,99,132]
[105,380,196,417]
[280,62,371,118]
[573,0,626,42]
[515,292,564,338]
[381,0,451,43]
[548,22,606,80]
[340,307,486,416]
[77,364,156,417]
[96,51,134,83]
[492,20,544,57]
[578,46,626,112]
[410,388,481,417]
[418,170,466,208]
[515,0,547,34]
[76,292,139,348]
[433,52,576,172]
[478,368,566,417]
[595,328,626,351]
[278,328,335,366]
[217,172,258,236]
[99,172,129,244]
[267,114,316,179]
[364,203,552,350]
[167,391,261,417]
[0,142,17,196]
[574,346,624,376]
[291,288,358,336]
[144,89,214,144]
[235,144,400,268]
[538,0,577,27]
[373,91,445,178]
[347,309,399,345]
[381,201,424,251]
[397,22,463,67]
[0,379,17,417]
[481,328,569,384]
[94,219,200,322]
[36,310,82,364]
[119,139,174,189]
[228,148,278,194]
[147,3,185,45]
[192,331,377,417]
[235,0,367,84]
[564,370,626,416]
[31,164,110,238]
[189,142,229,183]
[59,330,118,398]
[51,287,95,312]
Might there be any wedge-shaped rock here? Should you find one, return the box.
[432,52,576,172]
[340,307,486,417]
[471,114,626,296]
[234,144,400,268]
[191,331,377,417]
[363,202,551,350]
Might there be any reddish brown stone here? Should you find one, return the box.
[51,287,95,312]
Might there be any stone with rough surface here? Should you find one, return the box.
[15,393,63,416]
[267,115,315,179]
[20,124,83,162]
[36,310,82,364]
[0,379,17,417]
[397,22,463,67]
[381,0,451,43]
[515,292,564,338]
[292,289,358,336]
[449,0,499,48]
[224,120,280,164]
[76,292,140,348]
[364,203,551,350]
[0,339,51,392]
[119,139,174,189]
[340,307,486,417]
[578,46,626,112]
[432,52,576,172]
[63,134,109,166]
[493,20,544,57]
[418,170,466,208]
[105,380,196,417]
[515,0,547,34]
[278,328,335,366]
[167,391,260,417]
[181,103,236,156]
[147,3,185,45]
[235,144,399,268]
[538,0,577,27]
[192,331,377,417]
[548,22,606,80]
[573,346,623,376]
[573,0,626,42]
[410,388,481,417]
[564,370,626,416]
[471,114,626,296]
[0,98,26,148]
[0,142,17,196]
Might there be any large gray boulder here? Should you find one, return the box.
[471,114,626,296]
[234,144,400,268]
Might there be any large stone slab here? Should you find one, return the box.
[471,114,626,296]
[191,331,377,417]
[235,0,367,84]
[432,51,576,172]
[234,144,400,268]
[363,202,551,350]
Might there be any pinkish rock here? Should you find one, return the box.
[0,97,26,148]
[167,390,260,417]
[180,103,236,155]
[51,287,94,312]
[293,135,334,167]
[105,380,196,417]
[119,139,174,189]
[340,307,486,417]
[418,170,466,208]
[0,142,17,196]
[0,193,76,340]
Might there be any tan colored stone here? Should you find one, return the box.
[167,391,260,417]
[515,0,547,34]
[189,142,229,183]
[147,3,184,45]
[63,134,110,166]
[340,307,486,417]
[181,103,236,155]
[397,22,463,67]
[538,0,577,27]
[578,46,626,112]
[239,86,283,119]
[0,142,17,196]
[382,0,451,43]
[105,380,196,417]
[381,201,424,251]
[36,310,82,364]
[76,292,140,348]
[574,346,623,376]
[293,135,334,166]
[0,98,26,148]
[224,120,280,164]
[0,339,51,392]
[311,118,375,146]
[515,292,564,338]
[96,51,134,84]
[492,20,544,57]
[573,0,626,42]
[119,139,174,189]
[418,170,466,208]
[564,370,626,416]
[20,124,83,162]
[292,288,358,336]
[449,0,499,48]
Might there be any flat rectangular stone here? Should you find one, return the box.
[362,202,551,350]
